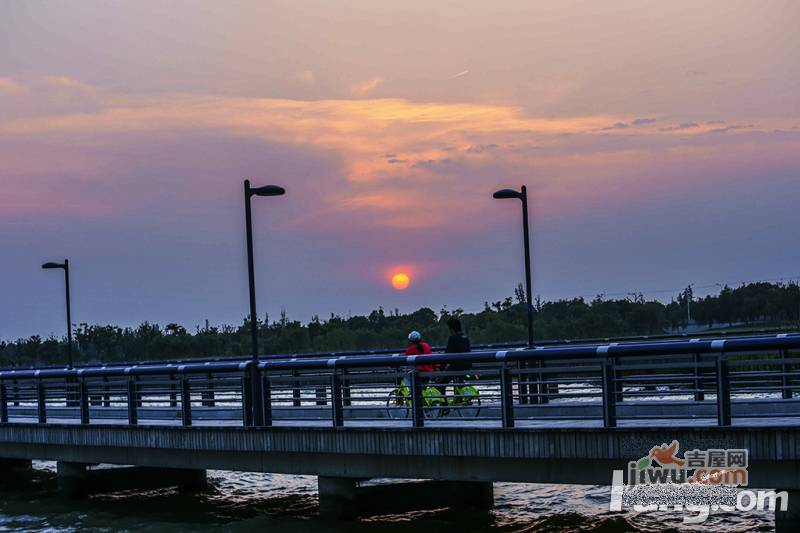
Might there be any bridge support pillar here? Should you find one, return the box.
[0,458,32,489]
[775,490,800,532]
[57,461,90,498]
[318,476,493,519]
[0,457,32,477]
[56,463,207,498]
[174,468,208,492]
[0,458,32,470]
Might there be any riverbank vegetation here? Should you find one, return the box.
[2,282,798,366]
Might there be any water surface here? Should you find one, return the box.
[0,462,775,532]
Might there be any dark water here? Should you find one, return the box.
[0,463,774,532]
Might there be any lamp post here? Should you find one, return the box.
[493,185,538,404]
[244,179,285,426]
[493,186,534,347]
[42,259,73,368]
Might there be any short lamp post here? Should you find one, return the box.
[42,259,73,369]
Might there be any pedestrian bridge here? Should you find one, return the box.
[2,332,800,527]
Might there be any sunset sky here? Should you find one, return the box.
[2,1,799,340]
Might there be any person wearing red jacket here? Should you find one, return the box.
[405,330,437,374]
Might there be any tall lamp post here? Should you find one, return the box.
[493,186,534,347]
[493,186,537,404]
[244,179,285,427]
[42,259,73,369]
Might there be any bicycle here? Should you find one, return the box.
[385,373,481,419]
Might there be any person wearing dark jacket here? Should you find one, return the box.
[444,317,471,372]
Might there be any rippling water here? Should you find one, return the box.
[0,462,776,532]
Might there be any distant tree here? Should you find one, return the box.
[514,283,526,304]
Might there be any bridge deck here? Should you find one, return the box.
[3,421,800,490]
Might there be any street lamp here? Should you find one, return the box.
[244,179,285,427]
[493,186,534,347]
[42,259,73,368]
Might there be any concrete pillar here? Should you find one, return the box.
[318,477,494,519]
[775,490,798,532]
[0,458,32,490]
[175,468,208,492]
[56,464,207,497]
[57,461,89,498]
[431,480,494,510]
[318,476,360,519]
[88,466,208,493]
[0,458,32,471]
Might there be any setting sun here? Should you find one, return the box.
[391,273,410,290]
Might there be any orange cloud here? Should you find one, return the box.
[0,77,29,95]
[350,77,385,97]
[43,75,96,94]
[1,85,797,227]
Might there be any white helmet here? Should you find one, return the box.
[408,330,422,342]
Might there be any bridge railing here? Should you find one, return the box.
[1,334,799,429]
[9,327,795,372]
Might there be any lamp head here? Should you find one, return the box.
[42,262,65,270]
[250,185,286,197]
[493,188,522,200]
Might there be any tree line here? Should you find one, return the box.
[2,282,798,367]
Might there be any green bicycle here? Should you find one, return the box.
[385,375,481,419]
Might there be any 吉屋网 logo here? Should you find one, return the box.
[629,439,748,486]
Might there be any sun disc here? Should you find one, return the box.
[391,272,410,290]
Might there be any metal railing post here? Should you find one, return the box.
[0,383,8,424]
[693,353,705,402]
[614,356,624,403]
[89,386,100,407]
[242,373,253,427]
[500,365,515,428]
[180,375,192,427]
[262,373,272,427]
[315,386,327,406]
[342,368,352,407]
[330,373,344,427]
[37,380,47,424]
[66,376,79,408]
[518,361,529,405]
[602,359,617,428]
[79,377,90,424]
[291,370,301,407]
[537,359,548,405]
[410,370,424,428]
[136,376,143,408]
[103,376,111,407]
[716,356,731,426]
[169,376,178,408]
[202,373,216,407]
[781,349,792,400]
[127,376,138,425]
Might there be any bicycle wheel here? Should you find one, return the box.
[423,385,446,419]
[386,389,410,420]
[455,384,481,418]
